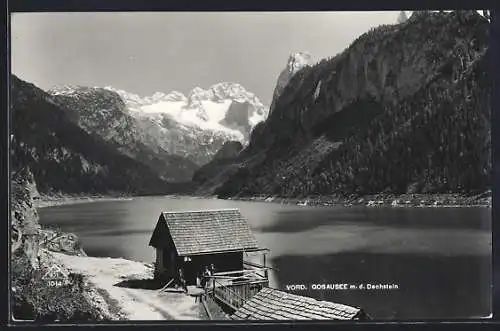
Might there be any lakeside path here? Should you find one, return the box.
[50,252,206,320]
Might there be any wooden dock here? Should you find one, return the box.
[206,261,270,313]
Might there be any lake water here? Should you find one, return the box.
[37,196,492,320]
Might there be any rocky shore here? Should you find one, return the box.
[33,193,133,209]
[32,189,492,210]
[223,191,492,208]
[10,169,206,322]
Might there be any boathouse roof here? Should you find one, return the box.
[230,288,367,320]
[149,208,260,256]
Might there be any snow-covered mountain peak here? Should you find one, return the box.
[210,82,248,99]
[157,91,187,102]
[269,51,312,115]
[287,52,312,74]
[46,81,269,167]
[48,84,83,96]
[180,83,269,136]
[52,81,269,159]
[186,82,267,112]
[97,83,268,145]
[102,87,187,108]
[187,87,214,108]
[151,92,167,101]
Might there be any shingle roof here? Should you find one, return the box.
[150,208,260,256]
[231,288,365,320]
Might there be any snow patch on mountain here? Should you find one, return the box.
[249,109,267,127]
[104,83,268,142]
[137,99,244,141]
[49,83,268,167]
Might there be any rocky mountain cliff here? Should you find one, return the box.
[11,168,119,321]
[11,75,180,196]
[48,86,198,181]
[103,82,268,166]
[199,11,491,199]
[269,52,312,116]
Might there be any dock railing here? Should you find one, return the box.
[211,278,267,311]
[206,261,271,311]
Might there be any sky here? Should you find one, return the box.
[11,11,403,105]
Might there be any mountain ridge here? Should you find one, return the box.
[197,10,491,199]
[50,82,269,167]
[11,75,180,196]
[47,85,199,181]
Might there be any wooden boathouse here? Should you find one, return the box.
[149,208,270,303]
[149,208,368,319]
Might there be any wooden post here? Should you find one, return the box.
[263,253,268,279]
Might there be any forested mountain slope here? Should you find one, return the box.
[207,11,490,199]
[11,75,177,195]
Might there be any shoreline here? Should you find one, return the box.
[41,191,490,321]
[25,190,490,321]
[33,191,492,209]
[220,192,492,208]
[33,194,134,209]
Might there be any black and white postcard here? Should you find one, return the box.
[9,10,493,322]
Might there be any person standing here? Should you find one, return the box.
[201,266,211,289]
[178,267,187,293]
